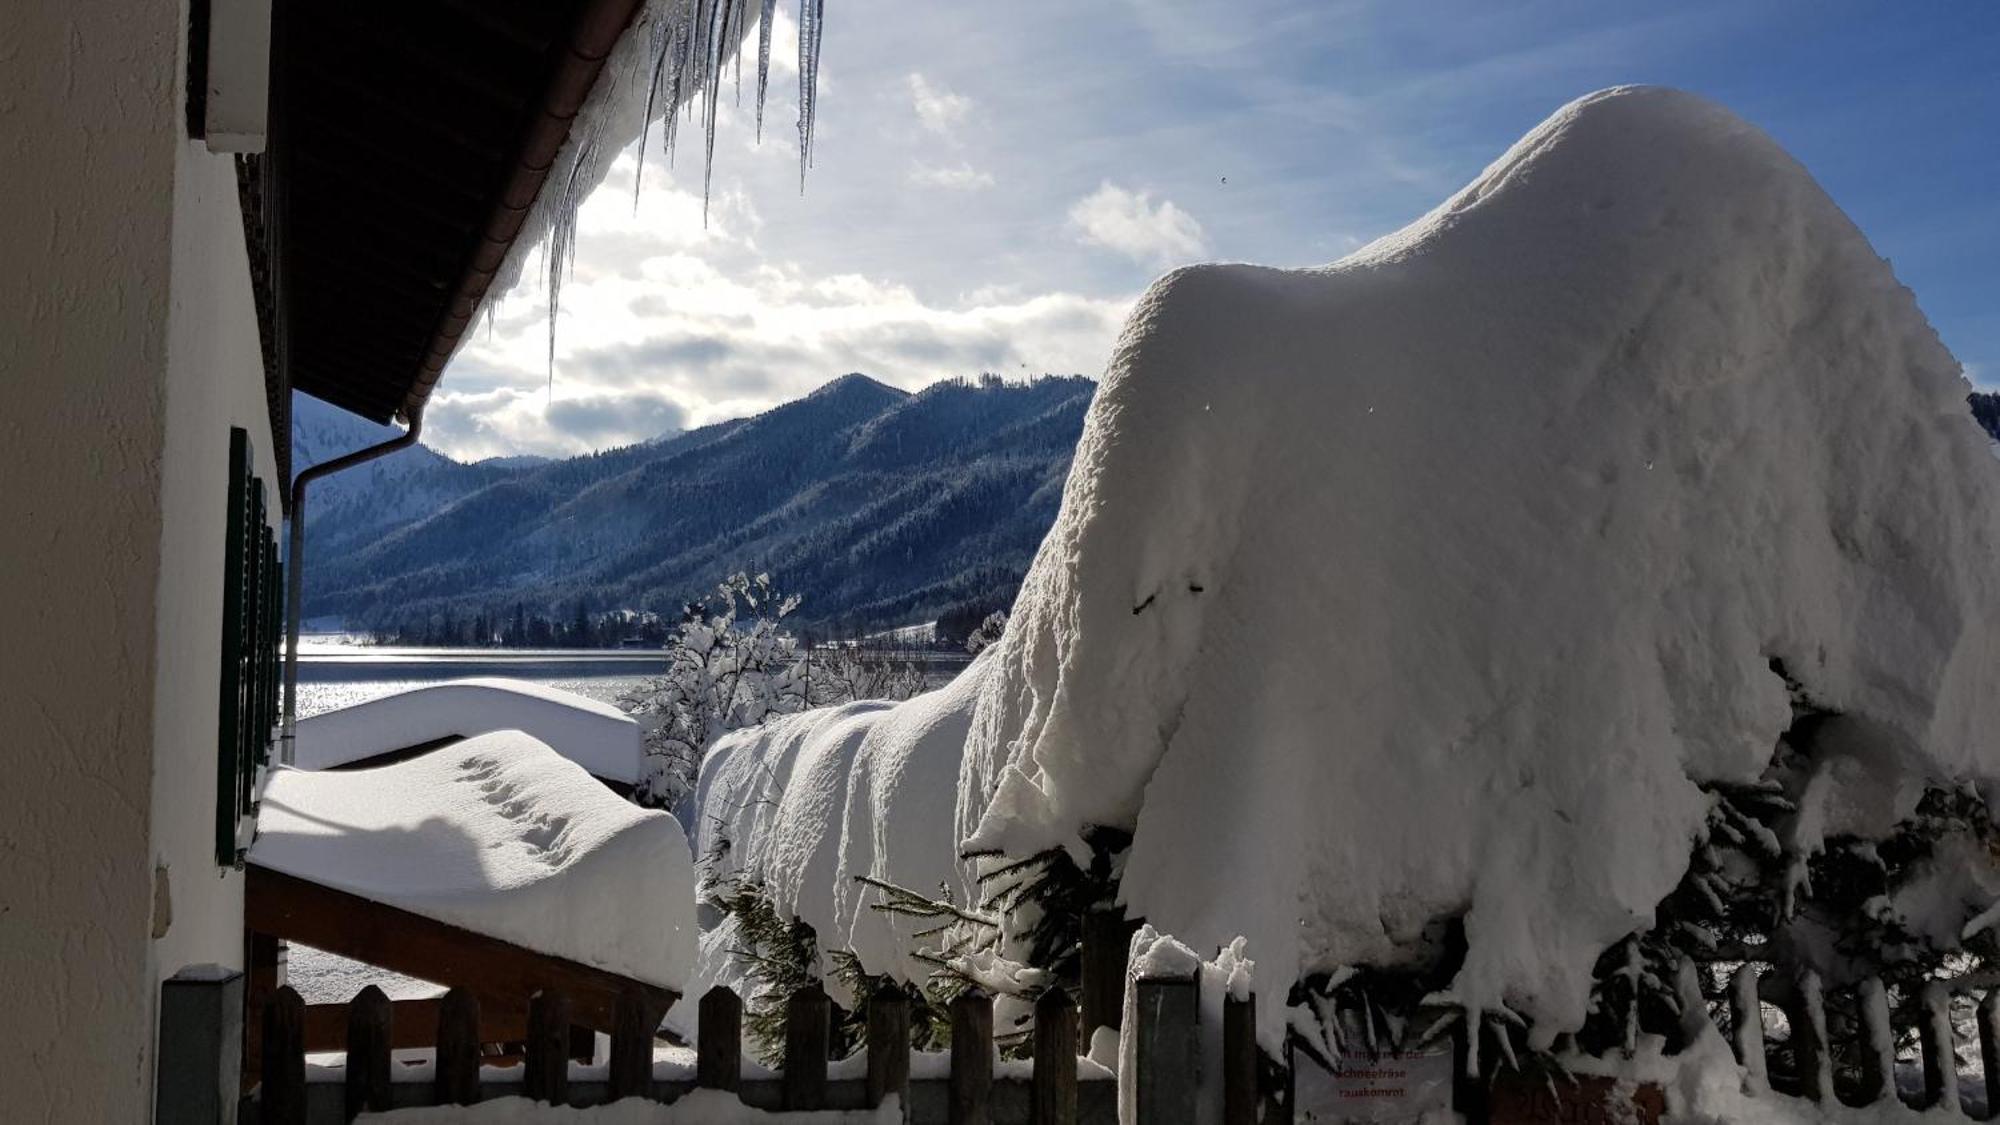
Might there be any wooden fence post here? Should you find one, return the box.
[260,985,306,1125]
[1728,964,1766,1088]
[1034,988,1078,1125]
[1081,909,1134,1048]
[698,985,743,1092]
[1134,974,1200,1125]
[344,985,393,1120]
[1856,977,1894,1106]
[784,982,831,1111]
[527,989,572,1105]
[1981,990,2000,1118]
[1920,981,1960,1113]
[434,989,482,1106]
[1790,969,1831,1104]
[1223,992,1258,1125]
[610,987,655,1100]
[951,989,995,1125]
[868,989,912,1108]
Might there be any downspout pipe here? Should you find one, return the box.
[281,408,423,763]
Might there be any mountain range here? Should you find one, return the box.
[294,374,1095,635]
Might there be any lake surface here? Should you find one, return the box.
[293,642,663,718]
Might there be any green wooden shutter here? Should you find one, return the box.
[216,427,283,868]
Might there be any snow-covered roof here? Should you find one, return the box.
[252,730,696,991]
[957,86,2000,1049]
[293,678,642,785]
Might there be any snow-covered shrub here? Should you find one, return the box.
[809,648,924,709]
[964,611,1008,655]
[622,573,808,806]
[955,85,2000,1061]
[623,573,934,807]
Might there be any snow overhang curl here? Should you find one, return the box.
[483,0,827,370]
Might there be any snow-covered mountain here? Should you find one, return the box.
[293,374,1094,633]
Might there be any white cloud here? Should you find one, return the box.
[1067,182,1208,267]
[910,161,995,190]
[437,153,1131,461]
[907,73,972,135]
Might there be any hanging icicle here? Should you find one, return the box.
[499,0,827,387]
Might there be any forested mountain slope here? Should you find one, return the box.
[295,375,1094,633]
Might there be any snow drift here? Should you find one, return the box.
[688,656,991,998]
[254,730,697,990]
[293,678,643,785]
[957,86,2000,1047]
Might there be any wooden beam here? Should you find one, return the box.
[245,864,676,1034]
[304,996,528,1053]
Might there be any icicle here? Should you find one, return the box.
[754,0,776,140]
[796,0,824,191]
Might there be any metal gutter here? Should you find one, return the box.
[280,408,423,762]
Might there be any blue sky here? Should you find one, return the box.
[432,0,1999,459]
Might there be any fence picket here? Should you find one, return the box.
[1856,977,1894,1106]
[868,989,912,1108]
[1081,910,1133,1046]
[1223,992,1257,1125]
[1920,981,1960,1113]
[1982,991,2000,1119]
[1034,988,1078,1125]
[344,985,393,1120]
[1134,974,1199,1125]
[784,982,831,1110]
[1729,964,1766,1088]
[1790,969,1831,1104]
[609,987,654,1100]
[527,990,572,1104]
[434,989,482,1105]
[261,985,306,1125]
[698,985,743,1092]
[951,989,996,1125]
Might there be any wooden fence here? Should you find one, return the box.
[1700,961,1999,1116]
[248,977,1191,1124]
[247,949,2000,1123]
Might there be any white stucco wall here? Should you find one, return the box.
[0,2,277,1119]
[148,69,280,1002]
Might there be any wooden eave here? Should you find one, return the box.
[264,0,647,426]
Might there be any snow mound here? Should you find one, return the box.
[689,657,992,998]
[957,86,2000,1048]
[253,730,696,991]
[294,678,643,785]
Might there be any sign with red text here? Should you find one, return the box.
[1292,1039,1455,1123]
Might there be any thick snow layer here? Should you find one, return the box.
[294,678,643,785]
[957,86,2000,1049]
[253,730,697,991]
[687,657,992,1001]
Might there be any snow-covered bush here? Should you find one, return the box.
[622,573,808,806]
[622,573,932,807]
[964,611,1008,655]
[955,85,2000,1061]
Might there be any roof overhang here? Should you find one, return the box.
[266,0,646,426]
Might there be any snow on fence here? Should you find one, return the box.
[1703,961,2000,1116]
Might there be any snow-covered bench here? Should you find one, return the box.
[293,677,643,789]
